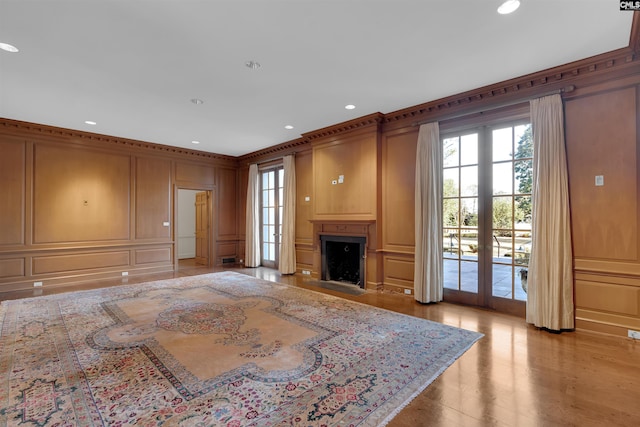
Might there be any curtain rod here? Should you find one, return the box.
[412,84,576,127]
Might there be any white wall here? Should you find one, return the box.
[177,189,199,259]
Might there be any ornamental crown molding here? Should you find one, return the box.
[239,137,308,164]
[0,118,237,164]
[302,113,384,142]
[383,46,639,126]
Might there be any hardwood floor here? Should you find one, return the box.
[2,262,639,426]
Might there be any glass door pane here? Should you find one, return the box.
[442,133,479,297]
[490,124,532,303]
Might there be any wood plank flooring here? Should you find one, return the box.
[1,262,639,426]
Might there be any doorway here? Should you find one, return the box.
[177,188,212,267]
[260,166,284,269]
[442,121,532,316]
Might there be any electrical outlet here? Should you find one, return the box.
[33,281,43,287]
[628,329,640,340]
[302,270,311,275]
[404,289,411,295]
[122,271,129,276]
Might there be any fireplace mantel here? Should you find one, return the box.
[309,219,375,240]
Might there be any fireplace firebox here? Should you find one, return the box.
[320,235,366,288]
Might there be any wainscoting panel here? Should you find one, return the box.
[176,161,216,187]
[135,156,172,240]
[381,128,418,253]
[0,137,25,246]
[565,87,638,261]
[295,150,314,243]
[135,247,172,265]
[33,144,131,243]
[383,254,415,293]
[216,167,238,241]
[32,251,131,275]
[0,258,25,279]
[312,130,377,220]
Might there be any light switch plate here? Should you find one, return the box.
[595,175,604,186]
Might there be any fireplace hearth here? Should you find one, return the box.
[320,235,366,288]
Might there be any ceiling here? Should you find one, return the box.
[0,1,634,157]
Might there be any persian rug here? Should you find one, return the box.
[0,271,482,426]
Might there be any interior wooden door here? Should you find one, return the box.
[195,191,209,265]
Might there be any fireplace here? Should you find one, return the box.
[320,235,366,288]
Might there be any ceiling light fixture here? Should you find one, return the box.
[245,60,261,70]
[0,42,19,53]
[191,140,200,144]
[285,125,294,130]
[84,120,97,125]
[191,98,204,105]
[345,104,356,110]
[497,0,520,14]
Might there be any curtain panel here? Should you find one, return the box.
[414,122,443,303]
[245,164,261,267]
[527,94,575,331]
[279,155,297,274]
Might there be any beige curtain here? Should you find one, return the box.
[279,155,297,274]
[414,122,443,303]
[245,164,261,267]
[526,94,574,330]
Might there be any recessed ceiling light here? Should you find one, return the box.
[0,42,19,53]
[245,60,261,70]
[84,120,97,125]
[191,98,204,105]
[285,125,294,130]
[345,104,356,110]
[497,0,520,14]
[191,140,200,144]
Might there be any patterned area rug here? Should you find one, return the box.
[0,272,482,426]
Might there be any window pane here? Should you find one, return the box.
[514,159,532,194]
[268,207,275,224]
[461,198,478,228]
[460,261,478,293]
[460,232,478,259]
[493,196,513,230]
[493,127,513,161]
[460,133,478,165]
[515,267,528,301]
[515,195,532,227]
[444,259,459,289]
[513,124,531,160]
[268,243,276,261]
[492,264,513,298]
[460,166,478,196]
[493,162,513,195]
[443,137,459,167]
[443,228,460,259]
[443,169,459,197]
[262,226,270,242]
[443,199,459,227]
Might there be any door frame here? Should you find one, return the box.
[174,185,215,269]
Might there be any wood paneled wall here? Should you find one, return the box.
[0,120,239,292]
[565,83,640,336]
[237,41,640,336]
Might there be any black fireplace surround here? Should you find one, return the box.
[320,235,366,288]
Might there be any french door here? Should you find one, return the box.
[260,167,284,269]
[442,121,532,316]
